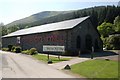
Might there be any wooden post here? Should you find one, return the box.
[91,46,94,59]
[58,53,60,60]
[47,53,50,61]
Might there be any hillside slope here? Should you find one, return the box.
[5,6,120,33]
[6,11,72,27]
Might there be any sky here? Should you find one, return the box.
[0,0,119,25]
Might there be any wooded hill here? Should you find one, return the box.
[3,6,120,35]
[6,11,72,28]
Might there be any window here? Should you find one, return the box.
[17,37,20,44]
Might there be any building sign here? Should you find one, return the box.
[22,34,64,43]
[43,45,65,52]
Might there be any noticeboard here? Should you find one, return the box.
[43,45,65,52]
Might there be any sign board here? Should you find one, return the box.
[43,45,65,52]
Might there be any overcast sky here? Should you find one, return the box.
[0,0,119,25]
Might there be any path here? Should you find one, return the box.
[94,50,120,61]
[49,57,90,70]
[0,50,75,78]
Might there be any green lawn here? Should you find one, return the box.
[71,59,118,78]
[32,54,71,63]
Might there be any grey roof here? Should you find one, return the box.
[3,16,89,38]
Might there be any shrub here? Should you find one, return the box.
[11,46,16,52]
[29,48,38,55]
[22,50,30,55]
[8,45,13,51]
[105,36,120,50]
[2,48,9,51]
[12,46,21,53]
[15,47,21,53]
[22,48,38,55]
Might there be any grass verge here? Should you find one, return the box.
[32,54,71,63]
[70,59,118,78]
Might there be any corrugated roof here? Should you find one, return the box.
[3,16,89,38]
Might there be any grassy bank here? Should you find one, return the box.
[71,59,118,78]
[32,54,71,63]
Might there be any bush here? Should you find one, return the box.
[22,50,30,55]
[12,46,21,53]
[105,36,120,50]
[22,48,38,55]
[8,45,13,51]
[29,48,38,55]
[11,46,16,52]
[15,47,21,53]
[2,48,9,51]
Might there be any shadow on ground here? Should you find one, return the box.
[80,51,119,58]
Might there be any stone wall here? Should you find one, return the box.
[2,18,103,54]
[2,37,17,48]
[71,19,103,53]
[20,30,67,52]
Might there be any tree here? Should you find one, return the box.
[7,25,20,33]
[114,16,120,32]
[97,7,106,25]
[90,8,98,28]
[97,22,115,37]
[1,26,8,36]
[106,36,120,50]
